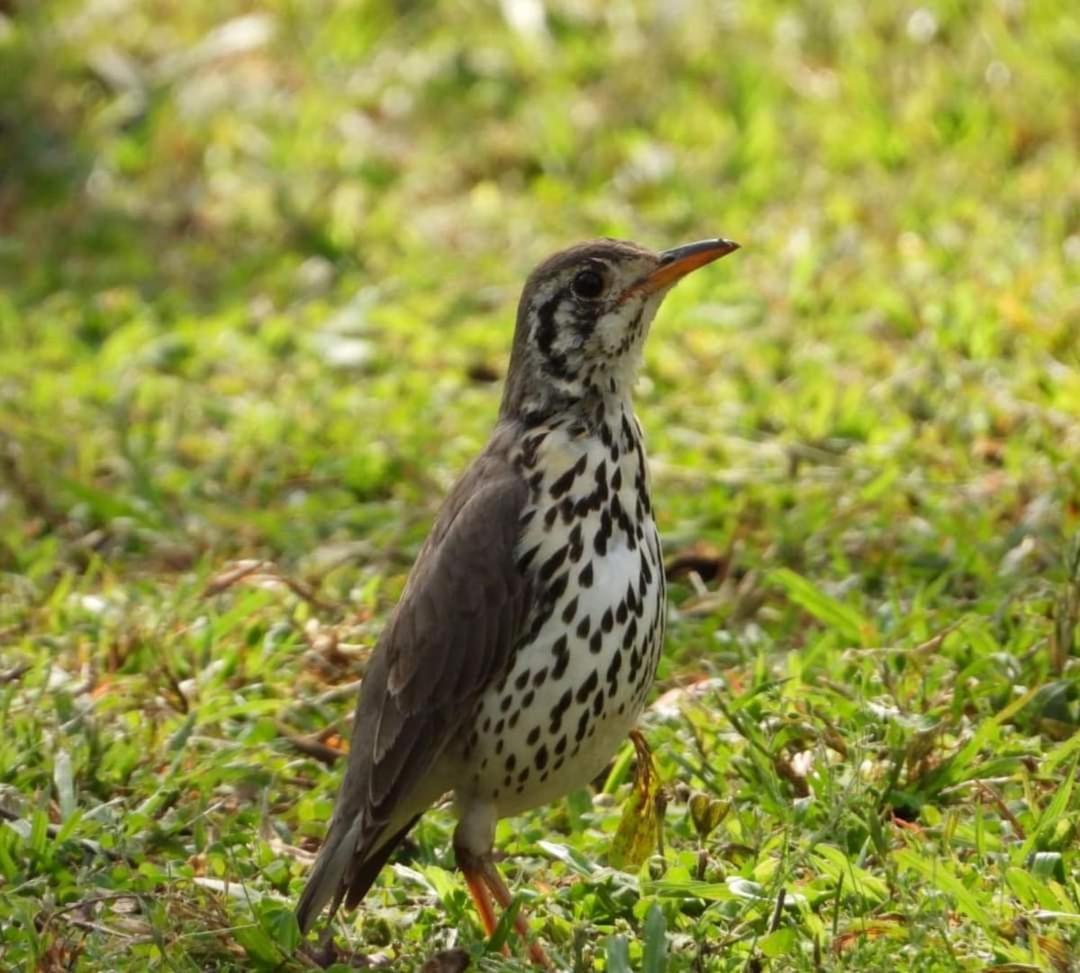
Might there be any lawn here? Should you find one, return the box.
[1,0,1078,970]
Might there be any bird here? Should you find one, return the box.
[295,235,739,965]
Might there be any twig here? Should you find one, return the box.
[0,806,131,863]
[976,780,1027,839]
[280,725,346,765]
[310,679,364,707]
[40,892,144,930]
[202,559,337,611]
[769,887,786,933]
[0,661,30,684]
[52,914,147,941]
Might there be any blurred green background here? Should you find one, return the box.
[1,1,1078,970]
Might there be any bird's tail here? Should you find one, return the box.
[296,813,423,934]
[295,815,360,935]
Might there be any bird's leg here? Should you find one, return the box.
[458,857,504,949]
[475,857,552,969]
[454,834,551,969]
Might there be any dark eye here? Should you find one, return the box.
[571,268,605,300]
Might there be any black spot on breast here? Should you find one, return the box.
[561,595,578,624]
[544,505,558,527]
[521,433,546,466]
[579,563,594,588]
[521,690,535,708]
[551,688,572,722]
[601,607,614,632]
[575,710,590,743]
[527,726,540,745]
[550,454,587,499]
[516,544,541,573]
[547,572,569,602]
[593,688,605,716]
[535,745,549,771]
[555,734,567,755]
[576,615,591,639]
[616,600,628,625]
[533,666,548,687]
[505,754,517,772]
[517,767,530,784]
[540,546,568,582]
[552,645,570,680]
[589,631,603,654]
[622,618,639,650]
[500,695,512,712]
[611,466,622,490]
[568,523,584,561]
[575,669,599,704]
[594,510,612,556]
[515,670,530,691]
[509,710,520,729]
[595,467,610,503]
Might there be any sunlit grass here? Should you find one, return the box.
[0,0,1078,969]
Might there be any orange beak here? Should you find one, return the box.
[625,237,740,299]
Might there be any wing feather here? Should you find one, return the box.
[296,432,531,933]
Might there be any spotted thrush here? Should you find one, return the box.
[296,237,739,964]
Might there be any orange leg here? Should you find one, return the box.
[455,836,552,969]
[460,861,509,956]
[477,858,552,969]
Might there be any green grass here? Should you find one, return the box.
[1,0,1078,969]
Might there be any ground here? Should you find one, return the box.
[0,0,1078,970]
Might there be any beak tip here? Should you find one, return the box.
[627,236,740,299]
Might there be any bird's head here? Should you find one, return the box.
[501,237,738,423]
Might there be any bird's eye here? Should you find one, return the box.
[571,268,605,300]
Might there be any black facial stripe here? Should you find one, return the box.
[535,294,560,356]
[572,305,598,338]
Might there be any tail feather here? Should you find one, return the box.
[296,818,361,935]
[296,814,422,934]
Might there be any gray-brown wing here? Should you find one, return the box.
[296,445,531,932]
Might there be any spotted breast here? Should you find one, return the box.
[455,403,665,816]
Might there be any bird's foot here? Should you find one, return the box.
[456,844,552,969]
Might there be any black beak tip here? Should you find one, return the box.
[659,237,741,265]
